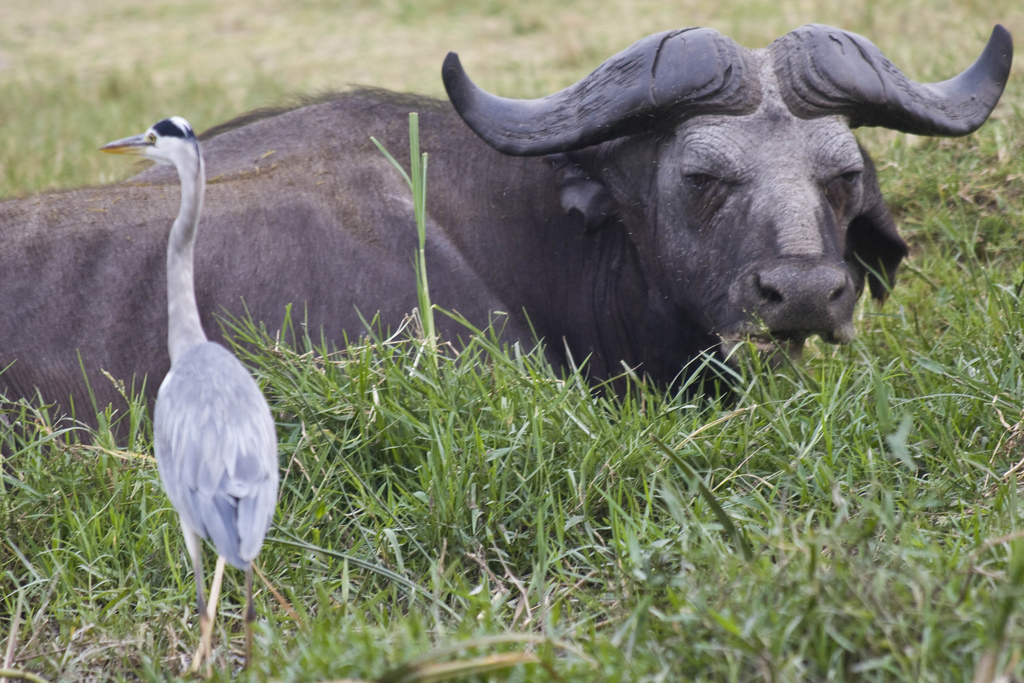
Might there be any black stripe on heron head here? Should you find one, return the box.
[153,117,195,140]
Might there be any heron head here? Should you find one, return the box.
[100,117,198,166]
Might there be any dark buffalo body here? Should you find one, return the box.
[0,24,1012,423]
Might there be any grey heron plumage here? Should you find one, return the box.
[101,117,279,672]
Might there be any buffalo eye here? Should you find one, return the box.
[684,172,729,220]
[685,173,718,192]
[824,169,863,213]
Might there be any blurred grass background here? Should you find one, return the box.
[1,0,1021,195]
[2,1,1024,682]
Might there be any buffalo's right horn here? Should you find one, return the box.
[771,24,1013,136]
[443,27,761,156]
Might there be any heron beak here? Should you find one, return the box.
[99,134,152,156]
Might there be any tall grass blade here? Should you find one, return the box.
[370,113,436,366]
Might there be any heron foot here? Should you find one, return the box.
[189,612,214,676]
[189,557,225,676]
[244,620,253,668]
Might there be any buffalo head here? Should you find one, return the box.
[442,25,1012,366]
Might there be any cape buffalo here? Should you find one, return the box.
[0,24,1012,425]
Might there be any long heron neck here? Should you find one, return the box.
[167,152,208,364]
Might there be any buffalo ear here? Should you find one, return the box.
[544,153,619,231]
[846,151,908,300]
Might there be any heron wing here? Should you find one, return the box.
[154,342,279,568]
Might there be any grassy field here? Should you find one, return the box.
[2,1,1024,681]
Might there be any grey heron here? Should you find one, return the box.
[101,117,279,672]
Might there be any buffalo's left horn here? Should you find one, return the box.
[443,27,761,156]
[771,24,1013,136]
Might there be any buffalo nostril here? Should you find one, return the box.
[828,282,848,302]
[757,276,784,304]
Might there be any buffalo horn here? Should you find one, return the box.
[771,24,1013,136]
[443,27,761,156]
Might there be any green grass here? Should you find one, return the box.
[2,1,1024,681]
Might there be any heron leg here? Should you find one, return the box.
[197,556,226,675]
[182,523,207,614]
[244,563,255,667]
[182,524,211,674]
